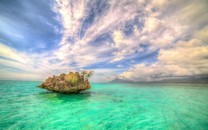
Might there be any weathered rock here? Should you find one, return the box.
[38,71,93,93]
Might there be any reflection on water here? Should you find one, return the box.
[35,91,92,102]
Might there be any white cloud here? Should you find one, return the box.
[114,0,208,82]
[0,69,41,81]
[53,0,88,44]
[0,43,28,64]
[119,39,208,81]
[52,0,193,66]
[0,0,208,82]
[90,68,120,83]
[0,43,73,80]
[194,26,208,41]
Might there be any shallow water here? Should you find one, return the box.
[0,80,208,129]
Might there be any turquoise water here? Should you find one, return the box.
[0,81,208,130]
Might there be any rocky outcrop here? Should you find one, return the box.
[38,71,93,93]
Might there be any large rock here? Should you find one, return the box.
[38,71,93,93]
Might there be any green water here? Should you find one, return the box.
[0,81,208,130]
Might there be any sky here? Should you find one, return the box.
[0,0,208,82]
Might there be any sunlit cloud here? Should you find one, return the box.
[0,0,207,82]
[119,39,208,81]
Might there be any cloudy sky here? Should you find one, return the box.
[0,0,207,82]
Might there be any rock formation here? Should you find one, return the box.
[38,71,93,93]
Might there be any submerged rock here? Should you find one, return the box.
[38,71,93,93]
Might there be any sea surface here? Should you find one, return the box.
[0,80,208,130]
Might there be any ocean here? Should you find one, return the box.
[0,80,208,129]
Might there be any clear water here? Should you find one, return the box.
[0,81,208,130]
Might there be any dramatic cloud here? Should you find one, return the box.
[0,0,207,82]
[119,39,208,81]
[118,0,208,82]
